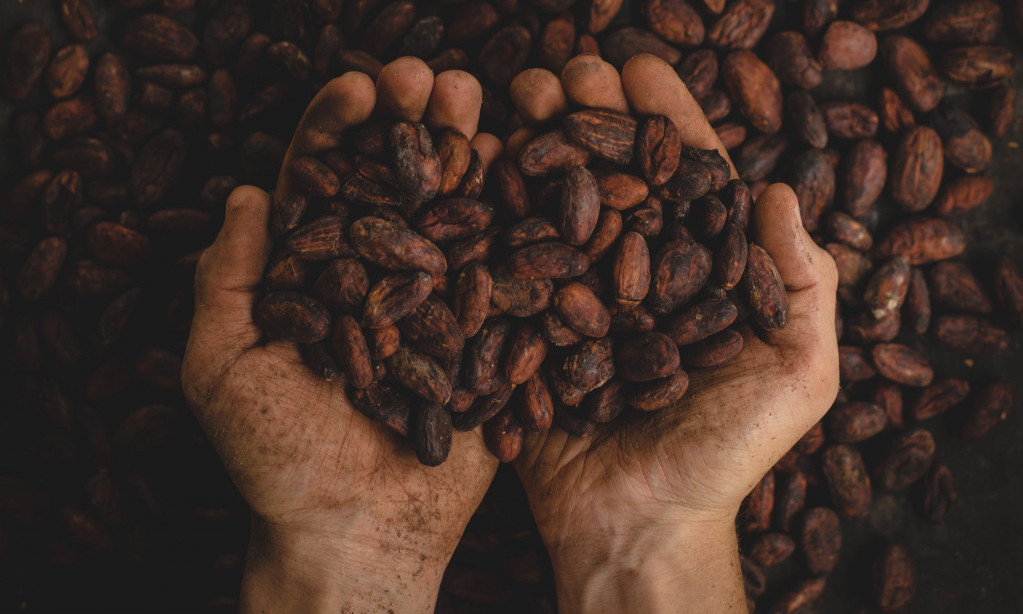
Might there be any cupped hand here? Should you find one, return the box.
[508,55,840,613]
[181,58,502,613]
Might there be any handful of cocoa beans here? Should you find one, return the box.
[254,105,789,466]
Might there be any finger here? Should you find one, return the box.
[375,56,435,122]
[560,54,629,113]
[510,68,569,126]
[470,132,503,174]
[505,127,537,160]
[752,183,839,354]
[425,70,483,140]
[189,186,273,363]
[277,72,376,197]
[620,54,736,177]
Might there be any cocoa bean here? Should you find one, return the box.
[352,382,412,437]
[826,402,888,443]
[508,242,589,280]
[332,315,374,389]
[940,45,1013,88]
[734,133,789,182]
[742,243,789,331]
[351,217,447,276]
[933,313,1010,354]
[749,532,795,568]
[880,35,945,112]
[774,471,807,533]
[595,173,649,211]
[910,378,969,421]
[873,543,915,612]
[851,0,930,31]
[563,109,638,165]
[873,217,965,265]
[616,332,679,382]
[934,175,994,217]
[927,261,993,314]
[826,212,873,251]
[875,428,935,491]
[45,44,90,99]
[878,86,916,134]
[415,402,453,466]
[889,127,944,213]
[963,381,1013,439]
[649,234,713,315]
[788,148,835,232]
[819,21,877,70]
[798,507,843,574]
[123,14,200,61]
[642,0,704,46]
[391,121,442,201]
[19,238,68,302]
[286,216,350,261]
[821,444,872,517]
[706,0,774,51]
[924,0,1001,44]
[820,101,879,140]
[721,51,783,135]
[362,271,433,329]
[4,22,52,102]
[741,471,775,533]
[675,50,718,101]
[988,85,1015,138]
[454,263,492,338]
[455,381,516,432]
[764,32,823,90]
[863,256,910,319]
[436,130,472,197]
[768,578,826,614]
[482,409,523,462]
[786,91,828,149]
[626,368,690,411]
[553,282,611,338]
[387,345,452,404]
[491,270,554,316]
[254,291,331,343]
[996,257,1023,323]
[932,102,992,173]
[518,131,591,176]
[399,296,464,360]
[415,198,495,243]
[922,464,956,522]
[601,27,682,67]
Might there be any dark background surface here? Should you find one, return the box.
[1,0,1022,612]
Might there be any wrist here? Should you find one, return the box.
[240,515,450,614]
[546,512,746,614]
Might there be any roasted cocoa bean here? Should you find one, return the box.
[873,543,916,612]
[875,428,935,491]
[821,444,872,517]
[798,507,842,574]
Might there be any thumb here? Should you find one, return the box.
[190,186,272,359]
[751,183,839,358]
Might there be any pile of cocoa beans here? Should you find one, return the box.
[260,108,787,466]
[0,0,1020,611]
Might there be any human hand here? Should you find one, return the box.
[182,58,502,613]
[508,54,840,613]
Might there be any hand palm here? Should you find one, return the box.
[509,55,839,548]
[195,342,493,535]
[183,64,500,558]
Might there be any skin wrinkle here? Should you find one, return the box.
[509,49,837,593]
[180,55,840,613]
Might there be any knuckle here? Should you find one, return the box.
[226,185,265,213]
